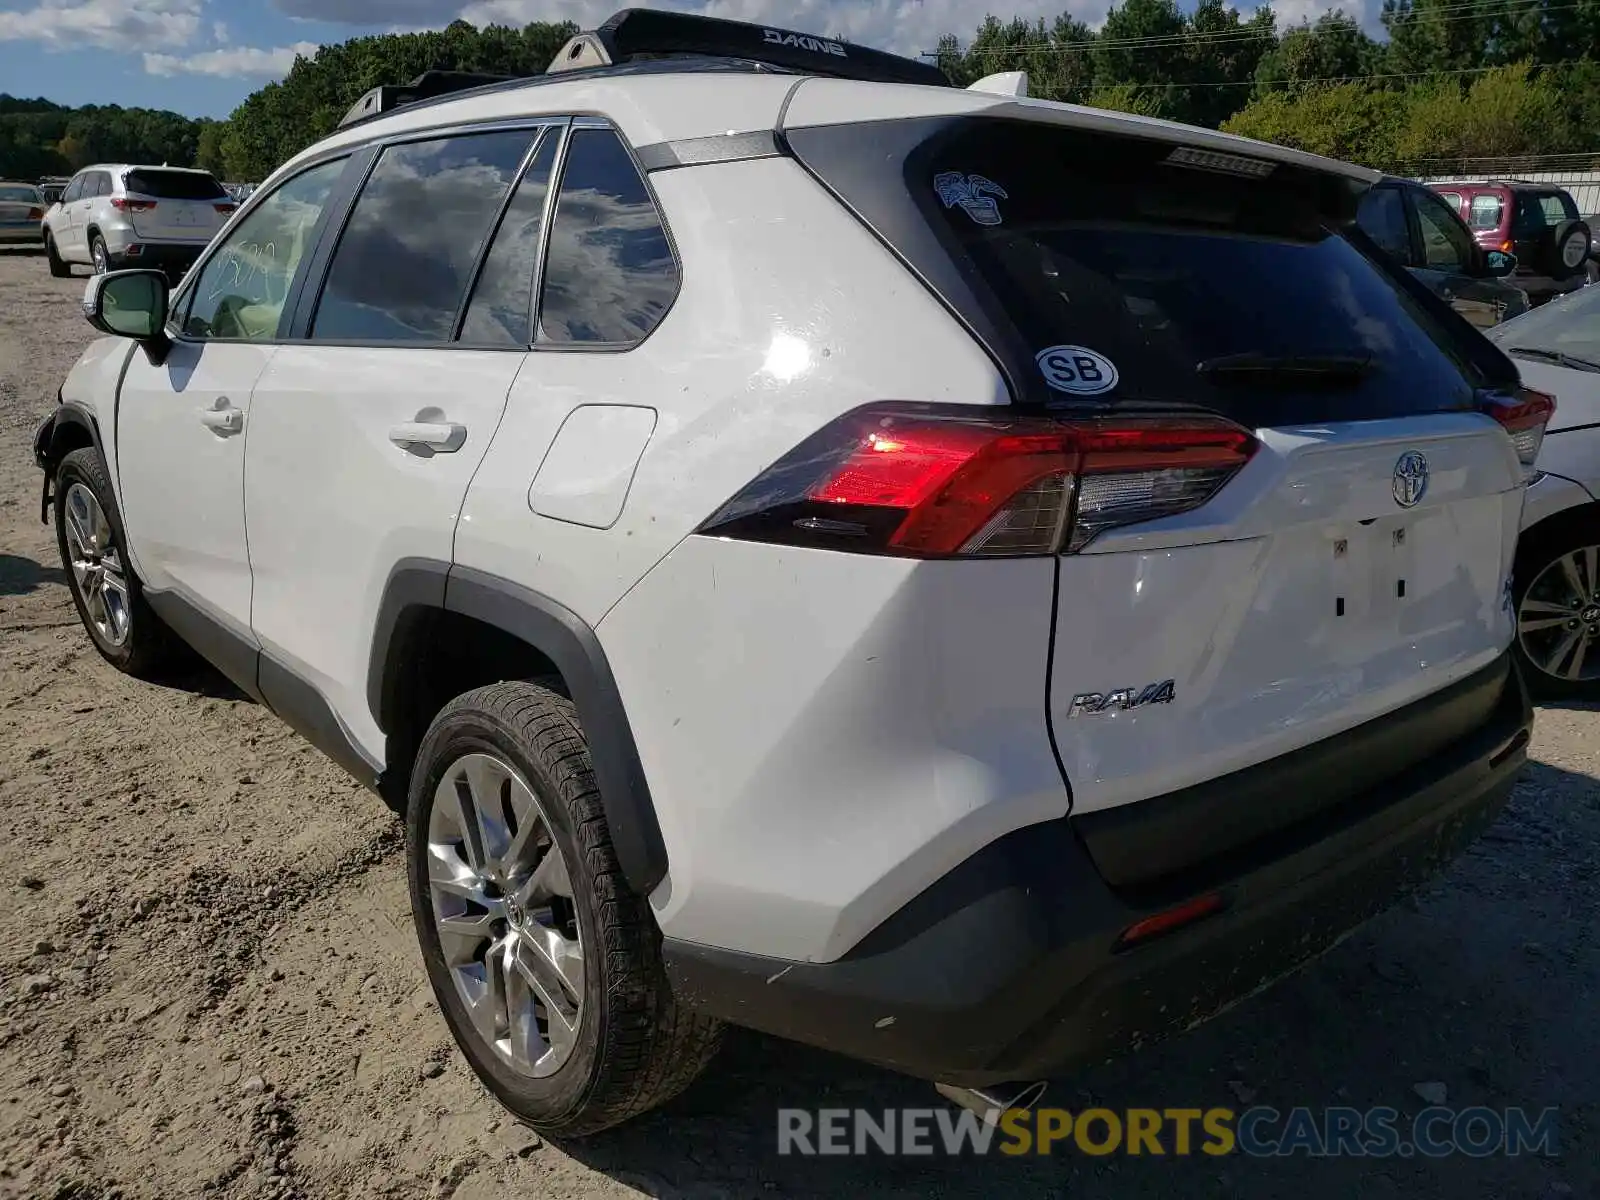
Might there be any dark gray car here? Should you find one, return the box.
[1356,176,1528,329]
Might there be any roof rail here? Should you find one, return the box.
[340,69,519,129]
[546,8,950,88]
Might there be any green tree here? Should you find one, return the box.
[1222,82,1409,164]
[1255,11,1384,91]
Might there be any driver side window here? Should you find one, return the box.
[1414,192,1474,271]
[181,157,346,342]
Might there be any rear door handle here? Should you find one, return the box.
[198,398,243,436]
[389,421,467,454]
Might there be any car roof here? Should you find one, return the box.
[281,64,1379,191]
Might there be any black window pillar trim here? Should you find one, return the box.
[368,559,668,897]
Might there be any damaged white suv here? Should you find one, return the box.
[33,8,1541,1135]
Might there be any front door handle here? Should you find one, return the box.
[389,421,467,454]
[198,397,243,436]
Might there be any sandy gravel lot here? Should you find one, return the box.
[0,247,1596,1200]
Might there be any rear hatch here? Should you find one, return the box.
[784,99,1539,877]
[119,168,231,242]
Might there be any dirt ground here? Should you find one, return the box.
[0,247,1596,1200]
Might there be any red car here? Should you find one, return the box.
[1430,180,1591,303]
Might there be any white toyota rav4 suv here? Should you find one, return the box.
[33,9,1544,1136]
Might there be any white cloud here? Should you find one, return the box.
[467,0,1094,58]
[1271,0,1387,34]
[212,18,228,42]
[0,0,203,52]
[143,40,319,78]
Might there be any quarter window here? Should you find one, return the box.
[181,157,346,342]
[538,126,678,345]
[311,129,535,343]
[1414,192,1474,271]
[1468,195,1503,231]
[459,129,561,347]
[1356,186,1411,263]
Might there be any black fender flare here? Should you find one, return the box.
[368,560,669,896]
[34,400,103,523]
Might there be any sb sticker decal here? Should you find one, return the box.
[1037,345,1119,395]
[933,171,1009,227]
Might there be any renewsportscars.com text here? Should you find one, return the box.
[776,1105,1560,1158]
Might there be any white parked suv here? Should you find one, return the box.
[41,163,235,279]
[32,9,1542,1136]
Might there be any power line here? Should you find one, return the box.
[1113,61,1558,89]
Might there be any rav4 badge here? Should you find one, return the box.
[1067,680,1176,718]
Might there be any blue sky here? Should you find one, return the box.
[0,0,1355,118]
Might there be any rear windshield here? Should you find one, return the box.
[124,169,227,200]
[922,123,1484,422]
[0,185,40,203]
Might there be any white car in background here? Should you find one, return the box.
[41,164,236,280]
[1489,287,1600,698]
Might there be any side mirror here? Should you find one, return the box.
[1485,249,1518,278]
[82,270,171,363]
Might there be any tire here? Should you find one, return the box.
[1539,220,1591,281]
[1512,519,1600,701]
[53,447,179,678]
[44,232,71,278]
[89,234,111,276]
[407,681,722,1137]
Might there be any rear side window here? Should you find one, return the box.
[1436,190,1462,211]
[910,121,1482,423]
[312,129,535,343]
[1468,194,1504,230]
[537,126,678,345]
[93,173,113,198]
[1540,193,1576,223]
[125,169,225,200]
[459,130,560,347]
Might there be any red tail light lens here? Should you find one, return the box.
[697,404,1257,558]
[27,206,43,220]
[214,202,236,214]
[109,197,156,213]
[1481,386,1555,480]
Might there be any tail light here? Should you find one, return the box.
[1481,386,1555,481]
[696,403,1257,558]
[27,206,42,220]
[214,202,236,214]
[109,197,156,213]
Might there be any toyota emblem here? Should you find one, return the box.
[1393,450,1429,508]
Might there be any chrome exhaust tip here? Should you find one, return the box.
[935,1080,1048,1127]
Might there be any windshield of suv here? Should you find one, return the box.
[1487,285,1600,369]
[123,169,227,200]
[0,185,40,203]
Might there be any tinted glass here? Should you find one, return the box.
[538,127,678,345]
[459,130,559,346]
[1488,285,1600,365]
[0,185,40,203]
[60,177,82,203]
[312,130,534,343]
[183,157,345,342]
[918,120,1483,424]
[125,169,227,200]
[1356,186,1410,262]
[93,173,113,197]
[1414,191,1473,270]
[1469,194,1504,230]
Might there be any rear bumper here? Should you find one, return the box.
[663,652,1532,1085]
[108,241,205,273]
[0,224,41,244]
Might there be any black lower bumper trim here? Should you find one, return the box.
[663,653,1531,1085]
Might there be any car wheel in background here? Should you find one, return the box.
[90,235,109,275]
[45,232,71,278]
[53,448,180,678]
[1514,520,1600,701]
[406,680,723,1137]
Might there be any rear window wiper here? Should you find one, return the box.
[1503,345,1600,374]
[1196,352,1374,386]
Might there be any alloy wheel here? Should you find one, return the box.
[62,482,132,647]
[92,241,107,274]
[1518,545,1600,683]
[427,752,584,1078]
